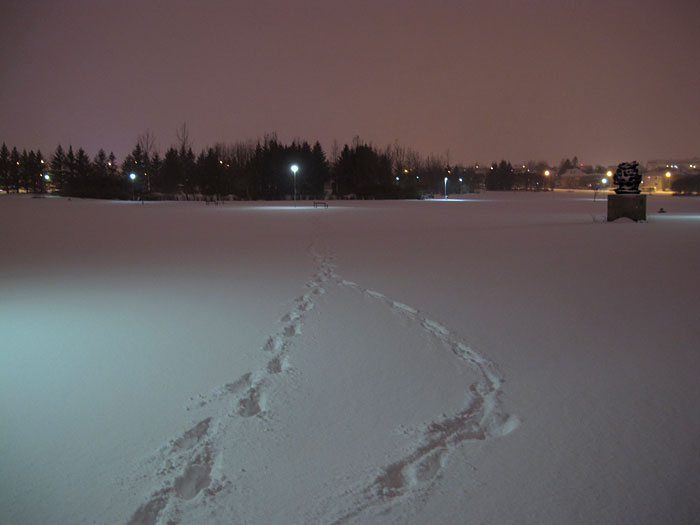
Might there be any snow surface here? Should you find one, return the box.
[1,192,699,524]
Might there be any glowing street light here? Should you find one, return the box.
[290,164,299,207]
[444,176,448,199]
[130,172,136,200]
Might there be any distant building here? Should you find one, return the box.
[646,158,700,171]
[559,168,606,189]
[640,170,672,192]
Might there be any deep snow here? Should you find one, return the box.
[1,192,699,524]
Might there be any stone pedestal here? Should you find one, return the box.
[607,194,646,222]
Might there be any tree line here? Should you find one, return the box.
[11,132,692,199]
[1,133,485,200]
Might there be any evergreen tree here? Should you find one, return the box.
[9,147,21,192]
[0,143,9,192]
[107,152,118,177]
[333,142,394,198]
[19,150,32,191]
[180,147,197,198]
[36,150,48,192]
[65,146,77,186]
[150,152,162,193]
[157,147,181,194]
[75,148,92,180]
[51,145,68,191]
[93,149,109,178]
[23,150,45,192]
[308,141,330,196]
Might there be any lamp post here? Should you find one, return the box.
[290,164,299,207]
[130,172,136,201]
[444,176,448,199]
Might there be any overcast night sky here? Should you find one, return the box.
[1,0,698,167]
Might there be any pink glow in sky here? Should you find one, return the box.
[1,0,698,166]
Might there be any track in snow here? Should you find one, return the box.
[127,238,519,524]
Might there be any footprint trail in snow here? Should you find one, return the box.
[127,239,519,524]
[309,247,520,523]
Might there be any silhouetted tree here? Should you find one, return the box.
[51,145,68,192]
[9,147,21,192]
[485,161,515,191]
[107,152,118,177]
[93,149,109,178]
[19,150,38,192]
[558,158,573,176]
[0,143,9,192]
[672,175,700,195]
[155,147,181,194]
[456,166,482,193]
[333,142,394,198]
[180,147,197,198]
[65,146,77,187]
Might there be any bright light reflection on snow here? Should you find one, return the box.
[652,213,700,220]
[423,197,490,202]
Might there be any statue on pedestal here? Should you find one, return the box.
[608,161,646,221]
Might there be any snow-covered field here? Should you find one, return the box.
[1,192,699,524]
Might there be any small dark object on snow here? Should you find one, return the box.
[658,207,667,213]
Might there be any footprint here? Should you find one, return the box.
[225,373,252,394]
[375,461,407,498]
[407,448,446,484]
[173,418,211,451]
[298,300,314,312]
[267,356,287,374]
[237,388,263,417]
[423,318,450,338]
[281,311,300,323]
[284,322,302,337]
[392,301,418,316]
[128,490,168,525]
[263,336,284,353]
[174,462,212,500]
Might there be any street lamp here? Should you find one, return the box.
[444,176,448,199]
[290,164,299,207]
[130,172,136,201]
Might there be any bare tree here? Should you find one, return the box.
[176,123,191,155]
[137,130,156,158]
[137,130,157,192]
[330,139,340,164]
